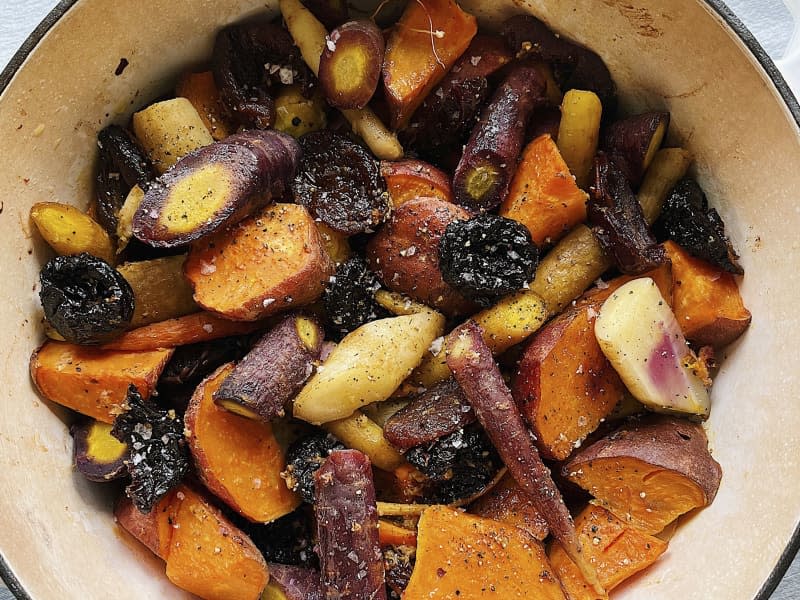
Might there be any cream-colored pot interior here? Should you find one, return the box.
[0,0,798,598]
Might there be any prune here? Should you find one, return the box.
[323,256,389,339]
[301,0,348,30]
[111,385,190,513]
[655,178,743,274]
[384,545,415,599]
[588,153,666,274]
[292,130,390,235]
[405,425,502,504]
[438,214,539,305]
[39,253,134,345]
[283,432,345,503]
[246,506,318,567]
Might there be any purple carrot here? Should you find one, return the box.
[268,563,325,600]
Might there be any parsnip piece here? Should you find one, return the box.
[115,185,144,254]
[638,147,692,224]
[557,90,603,189]
[117,255,198,327]
[30,202,115,264]
[323,411,404,471]
[292,311,444,424]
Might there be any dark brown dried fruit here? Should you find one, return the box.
[284,432,346,503]
[301,0,348,30]
[384,546,415,599]
[323,257,389,340]
[246,507,318,567]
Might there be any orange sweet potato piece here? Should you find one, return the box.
[115,490,178,560]
[185,203,334,321]
[176,71,232,141]
[664,240,751,347]
[548,504,667,599]
[100,312,263,351]
[30,341,173,423]
[165,486,269,600]
[185,364,300,523]
[469,472,549,541]
[512,303,625,461]
[382,0,477,129]
[500,134,589,247]
[404,506,565,599]
[576,262,673,309]
[562,416,722,535]
[378,519,418,547]
[380,159,454,207]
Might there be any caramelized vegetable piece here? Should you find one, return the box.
[30,341,172,423]
[564,416,721,534]
[267,563,324,600]
[314,450,385,600]
[115,489,177,560]
[380,159,453,207]
[588,153,666,274]
[602,111,670,188]
[185,364,300,522]
[214,315,323,421]
[176,70,233,141]
[71,419,128,482]
[638,148,693,224]
[405,506,565,599]
[445,321,602,593]
[548,504,668,598]
[499,134,589,247]
[664,240,751,347]
[556,89,603,190]
[470,472,549,541]
[185,203,334,321]
[453,62,546,212]
[319,20,384,109]
[323,411,405,472]
[31,202,116,264]
[382,0,477,129]
[115,185,144,254]
[378,520,417,547]
[301,0,348,29]
[274,85,328,138]
[133,130,301,248]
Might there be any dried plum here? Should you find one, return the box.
[246,506,318,567]
[323,256,390,339]
[384,545,415,599]
[655,178,743,274]
[438,214,539,305]
[39,253,134,345]
[111,385,190,513]
[292,130,390,235]
[283,432,345,503]
[405,425,502,504]
[588,153,666,274]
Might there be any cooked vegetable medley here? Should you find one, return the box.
[28,1,752,598]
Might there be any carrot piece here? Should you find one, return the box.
[115,490,178,560]
[404,506,565,599]
[548,504,668,598]
[500,134,589,247]
[185,364,300,523]
[382,0,477,129]
[30,341,172,423]
[664,240,751,347]
[469,472,549,541]
[378,519,418,547]
[185,203,334,321]
[165,486,269,600]
[99,312,263,351]
[175,71,232,141]
[380,159,454,207]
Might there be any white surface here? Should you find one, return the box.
[0,1,797,599]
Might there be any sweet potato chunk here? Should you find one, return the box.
[469,473,549,541]
[404,506,565,599]
[548,504,667,598]
[500,134,589,247]
[382,0,477,129]
[512,303,625,461]
[185,364,300,523]
[30,341,172,423]
[380,159,454,207]
[563,416,722,534]
[185,203,333,321]
[115,490,177,560]
[664,240,751,347]
[176,71,233,141]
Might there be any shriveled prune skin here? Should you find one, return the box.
[111,385,190,513]
[405,425,502,504]
[323,257,389,340]
[246,506,318,567]
[588,153,666,274]
[384,546,415,599]
[284,432,346,503]
[438,214,539,305]
[655,178,743,274]
[293,130,390,235]
[39,253,134,345]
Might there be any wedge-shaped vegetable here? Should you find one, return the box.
[575,261,674,310]
[293,311,444,424]
[470,473,549,541]
[557,90,603,189]
[133,130,301,248]
[500,134,589,247]
[563,416,722,535]
[115,489,177,560]
[361,398,409,427]
[266,563,324,600]
[71,419,128,482]
[549,504,668,598]
[512,303,625,461]
[30,202,116,264]
[319,20,384,109]
[132,98,214,173]
[594,277,710,416]
[165,486,269,600]
[602,111,670,188]
[314,450,385,600]
[185,203,334,321]
[185,364,300,523]
[382,0,477,129]
[638,148,693,224]
[380,159,453,207]
[117,255,197,327]
[322,411,404,472]
[316,222,351,265]
[274,85,328,138]
[664,240,751,347]
[404,506,565,600]
[176,70,233,141]
[30,341,172,423]
[378,520,417,547]
[214,315,323,421]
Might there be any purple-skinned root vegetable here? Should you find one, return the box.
[602,111,670,187]
[71,419,129,482]
[267,563,325,600]
[319,20,384,109]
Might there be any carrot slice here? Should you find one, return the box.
[378,519,418,547]
[380,159,454,207]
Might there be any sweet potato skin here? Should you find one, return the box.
[115,491,177,560]
[469,473,549,541]
[380,159,454,207]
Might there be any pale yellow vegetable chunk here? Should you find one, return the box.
[323,411,405,471]
[557,90,603,189]
[638,147,693,224]
[117,255,198,327]
[30,202,115,264]
[115,184,144,254]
